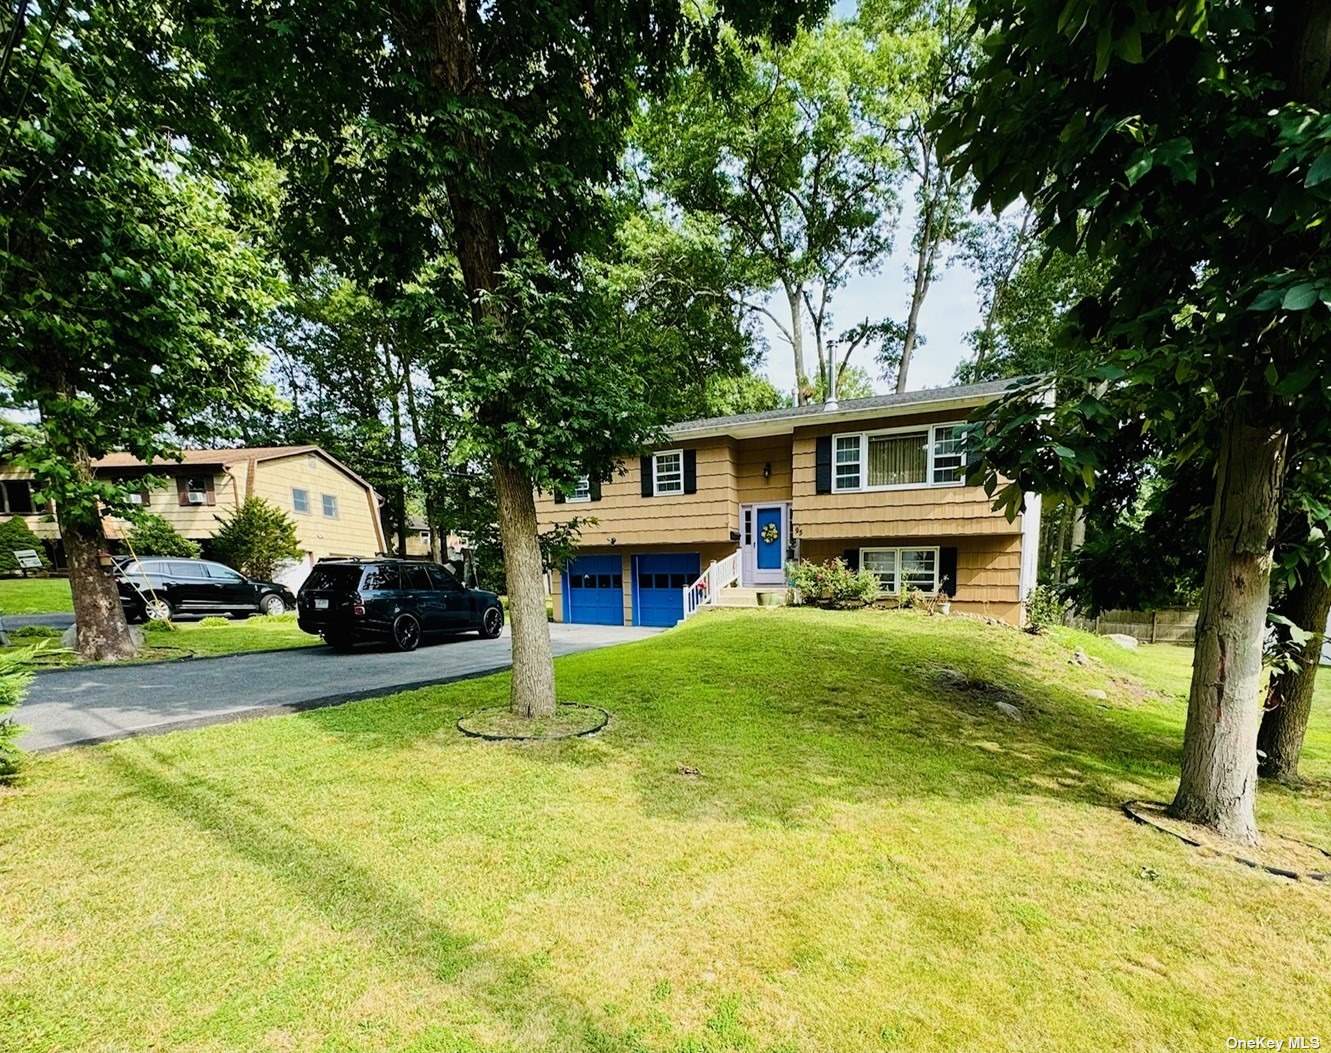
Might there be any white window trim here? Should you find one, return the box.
[859,545,941,595]
[321,493,338,519]
[567,474,592,503]
[292,487,310,514]
[831,422,966,493]
[652,449,684,496]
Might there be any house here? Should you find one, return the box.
[535,379,1041,628]
[0,445,387,568]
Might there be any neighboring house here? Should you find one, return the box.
[536,380,1041,629]
[0,445,387,568]
[402,516,466,562]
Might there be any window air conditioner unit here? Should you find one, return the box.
[187,491,205,505]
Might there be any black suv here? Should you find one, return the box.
[296,558,504,651]
[116,558,296,622]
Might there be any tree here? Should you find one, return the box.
[0,2,279,660]
[945,2,1331,843]
[0,516,50,574]
[189,0,824,718]
[637,18,903,404]
[210,498,301,582]
[860,0,975,391]
[125,514,202,560]
[809,363,875,402]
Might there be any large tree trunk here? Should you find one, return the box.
[421,0,557,719]
[493,458,556,717]
[62,512,137,662]
[1258,571,1331,782]
[1169,407,1287,844]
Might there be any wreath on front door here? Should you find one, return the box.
[760,522,779,544]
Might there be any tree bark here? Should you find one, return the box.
[493,458,556,717]
[1258,571,1331,782]
[785,282,810,404]
[61,502,137,662]
[1169,406,1287,845]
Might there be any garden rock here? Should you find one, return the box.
[993,701,1023,721]
[61,625,145,650]
[1086,688,1108,700]
[1105,633,1139,650]
[1071,649,1092,666]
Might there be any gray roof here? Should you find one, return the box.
[670,377,1034,436]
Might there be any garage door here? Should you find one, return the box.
[633,553,700,628]
[563,556,624,625]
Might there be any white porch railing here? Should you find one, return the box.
[682,549,741,620]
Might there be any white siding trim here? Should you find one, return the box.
[1019,492,1042,601]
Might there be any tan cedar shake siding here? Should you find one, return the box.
[735,435,793,504]
[534,438,738,546]
[800,534,1024,624]
[790,409,1024,539]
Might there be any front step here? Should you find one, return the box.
[715,586,786,608]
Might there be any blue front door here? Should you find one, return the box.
[564,556,624,625]
[634,553,700,627]
[755,507,783,570]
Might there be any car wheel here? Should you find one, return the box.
[391,613,422,652]
[143,597,172,622]
[478,605,504,639]
[260,594,287,616]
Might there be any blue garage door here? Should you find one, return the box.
[634,553,701,628]
[564,556,624,625]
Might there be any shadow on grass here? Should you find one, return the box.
[103,747,656,1051]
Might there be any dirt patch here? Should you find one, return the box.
[932,667,1030,719]
[456,703,609,741]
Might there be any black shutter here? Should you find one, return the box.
[843,548,860,571]
[940,546,958,597]
[815,436,833,494]
[683,449,697,494]
[590,477,602,501]
[640,456,653,497]
[553,490,566,505]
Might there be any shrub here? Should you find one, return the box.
[126,513,201,558]
[0,516,50,574]
[0,647,34,780]
[1026,584,1065,632]
[209,497,301,581]
[144,617,176,633]
[198,616,232,627]
[787,558,880,607]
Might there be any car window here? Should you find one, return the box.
[205,563,244,582]
[166,561,209,579]
[402,565,432,590]
[305,564,364,592]
[427,565,462,591]
[362,564,402,591]
[118,560,143,576]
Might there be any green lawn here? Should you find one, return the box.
[0,575,72,614]
[3,613,318,667]
[2,609,1329,1051]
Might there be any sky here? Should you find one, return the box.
[752,0,986,399]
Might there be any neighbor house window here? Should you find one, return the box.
[652,450,683,495]
[569,475,592,503]
[0,479,35,515]
[321,494,338,518]
[860,546,940,594]
[292,488,310,513]
[833,424,965,491]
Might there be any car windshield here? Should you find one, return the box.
[304,565,364,592]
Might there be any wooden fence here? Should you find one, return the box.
[1065,607,1198,645]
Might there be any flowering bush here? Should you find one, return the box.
[787,558,880,606]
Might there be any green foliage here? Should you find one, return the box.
[197,616,233,628]
[700,371,786,417]
[144,618,176,634]
[209,498,301,582]
[9,625,60,640]
[1025,585,1065,632]
[0,647,33,780]
[0,1,281,530]
[126,515,202,559]
[0,518,50,574]
[809,364,876,402]
[787,558,880,606]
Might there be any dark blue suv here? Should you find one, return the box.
[296,559,503,652]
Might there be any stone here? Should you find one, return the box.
[993,701,1023,721]
[61,624,145,651]
[1086,688,1108,700]
[1071,649,1092,666]
[1105,633,1139,650]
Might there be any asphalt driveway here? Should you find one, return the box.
[15,623,661,751]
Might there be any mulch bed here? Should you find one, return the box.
[457,702,609,742]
